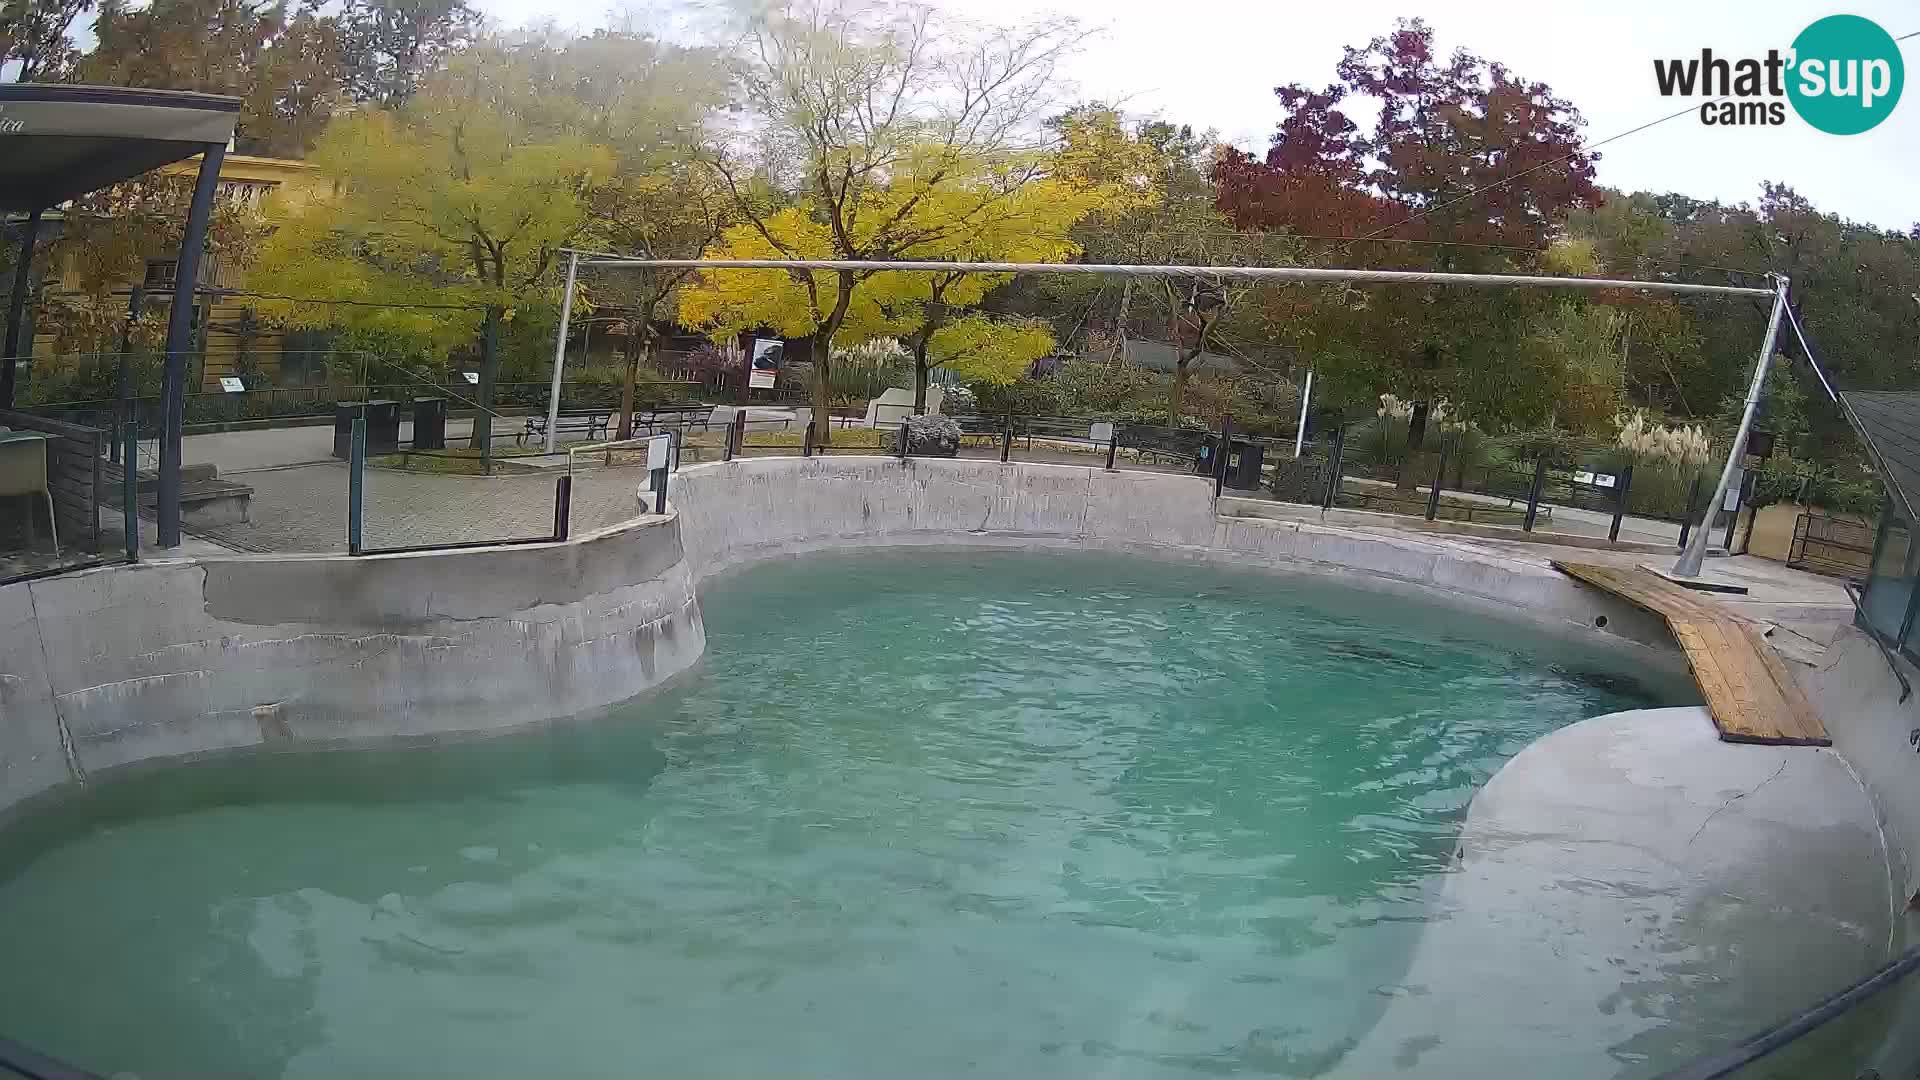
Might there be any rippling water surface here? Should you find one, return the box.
[0,551,1685,1078]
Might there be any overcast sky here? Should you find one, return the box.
[481,0,1919,232]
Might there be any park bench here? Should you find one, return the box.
[630,404,711,434]
[519,411,611,446]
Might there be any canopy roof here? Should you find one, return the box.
[0,84,239,212]
[1841,390,1920,520]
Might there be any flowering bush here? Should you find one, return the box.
[1615,410,1711,467]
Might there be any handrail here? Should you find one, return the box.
[1843,581,1913,703]
[1652,946,1920,1080]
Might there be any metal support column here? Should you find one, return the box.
[347,416,365,556]
[1674,274,1789,577]
[1323,424,1345,511]
[0,207,43,411]
[1609,465,1634,543]
[1293,369,1313,459]
[552,474,572,540]
[543,251,579,453]
[122,422,140,560]
[157,143,225,548]
[1523,455,1549,532]
[1425,436,1451,521]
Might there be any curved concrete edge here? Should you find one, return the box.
[0,514,704,818]
[669,455,1685,663]
[1341,706,1895,1078]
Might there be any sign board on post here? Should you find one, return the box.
[219,376,246,393]
[1573,470,1616,489]
[1089,421,1114,443]
[749,338,782,390]
[462,371,480,385]
[645,433,671,470]
[1722,466,1745,511]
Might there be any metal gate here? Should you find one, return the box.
[1786,512,1874,577]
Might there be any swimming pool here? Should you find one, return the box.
[0,551,1688,1077]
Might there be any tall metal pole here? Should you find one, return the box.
[1293,369,1314,459]
[1673,274,1789,578]
[0,207,43,410]
[157,143,225,549]
[543,251,580,454]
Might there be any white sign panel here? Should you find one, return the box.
[1089,421,1115,443]
[1722,467,1745,511]
[1572,470,1616,489]
[219,377,246,393]
[462,371,480,385]
[749,338,782,389]
[646,433,671,470]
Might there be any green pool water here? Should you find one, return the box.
[0,551,1687,1078]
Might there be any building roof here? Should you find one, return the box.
[1839,390,1920,520]
[0,84,240,211]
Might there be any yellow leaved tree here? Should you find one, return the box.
[252,36,619,448]
[680,0,1088,440]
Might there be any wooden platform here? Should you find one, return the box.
[1553,561,1831,746]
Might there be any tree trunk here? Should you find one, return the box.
[616,325,644,441]
[810,329,835,446]
[913,357,930,414]
[807,269,857,447]
[469,304,502,450]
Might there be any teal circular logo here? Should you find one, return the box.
[1787,15,1904,134]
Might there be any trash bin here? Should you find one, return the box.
[332,403,360,459]
[412,397,448,450]
[1225,438,1264,490]
[1194,438,1218,476]
[363,399,400,454]
[331,400,401,458]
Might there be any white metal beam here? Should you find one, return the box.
[563,253,1774,298]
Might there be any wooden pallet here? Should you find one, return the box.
[1553,561,1830,746]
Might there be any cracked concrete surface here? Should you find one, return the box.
[0,513,702,812]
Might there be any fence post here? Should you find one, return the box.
[552,473,572,541]
[1000,414,1013,463]
[1425,435,1452,521]
[1609,465,1634,543]
[802,420,815,457]
[723,413,736,461]
[1678,474,1702,548]
[1213,415,1234,500]
[1105,432,1118,471]
[1323,424,1346,510]
[653,463,668,514]
[348,416,365,556]
[122,421,139,560]
[897,420,910,460]
[731,412,747,458]
[1522,454,1549,532]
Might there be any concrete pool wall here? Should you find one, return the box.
[0,453,1681,823]
[0,514,703,817]
[671,455,1680,652]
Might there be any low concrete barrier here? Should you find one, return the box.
[0,514,702,817]
[669,455,1678,652]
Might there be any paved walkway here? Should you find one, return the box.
[118,421,1735,559]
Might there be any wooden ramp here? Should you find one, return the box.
[1553,561,1830,746]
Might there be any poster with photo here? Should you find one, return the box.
[749,338,782,389]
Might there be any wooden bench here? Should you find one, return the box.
[520,411,611,446]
